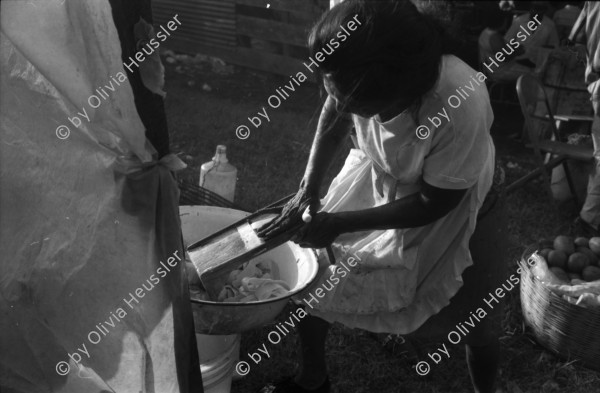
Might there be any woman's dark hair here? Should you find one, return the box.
[308,0,458,115]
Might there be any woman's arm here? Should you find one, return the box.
[334,182,468,232]
[293,182,468,248]
[301,95,354,196]
[257,96,353,239]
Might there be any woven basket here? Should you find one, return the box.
[176,177,246,210]
[519,245,600,371]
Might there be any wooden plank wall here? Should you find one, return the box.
[152,0,328,81]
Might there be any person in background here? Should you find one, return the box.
[478,5,533,81]
[504,1,559,64]
[554,1,583,41]
[570,1,600,236]
[257,1,505,392]
[498,0,515,12]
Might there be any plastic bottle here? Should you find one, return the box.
[199,145,237,202]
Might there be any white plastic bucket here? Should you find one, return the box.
[196,333,240,393]
[181,206,248,393]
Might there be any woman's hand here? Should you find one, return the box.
[257,187,320,240]
[292,212,343,249]
[257,96,353,241]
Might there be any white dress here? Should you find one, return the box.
[297,55,495,334]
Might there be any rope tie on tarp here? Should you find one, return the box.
[114,152,188,175]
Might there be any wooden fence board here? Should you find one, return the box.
[235,0,324,15]
[156,4,235,18]
[158,0,235,8]
[237,15,308,47]
[193,18,236,28]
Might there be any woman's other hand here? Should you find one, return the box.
[292,212,343,249]
[257,187,320,240]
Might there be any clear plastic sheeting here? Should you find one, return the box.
[0,1,198,392]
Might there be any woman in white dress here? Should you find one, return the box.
[258,1,502,392]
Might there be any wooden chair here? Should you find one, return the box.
[519,48,594,143]
[505,74,594,203]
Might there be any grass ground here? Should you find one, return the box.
[163,56,600,393]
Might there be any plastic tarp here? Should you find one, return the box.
[0,0,200,392]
